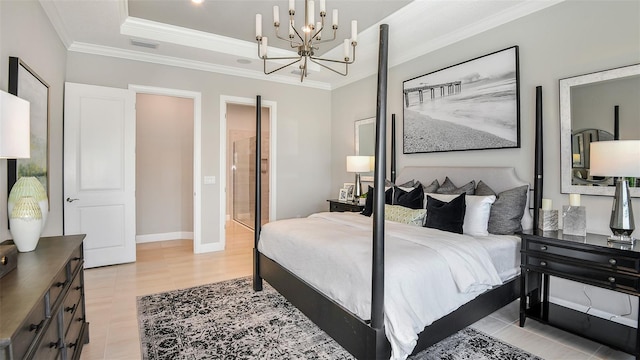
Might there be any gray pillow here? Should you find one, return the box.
[386,179,415,188]
[421,179,440,193]
[436,177,475,195]
[476,180,528,235]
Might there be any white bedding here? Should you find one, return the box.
[258,211,521,359]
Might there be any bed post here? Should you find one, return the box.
[391,114,396,183]
[371,23,389,332]
[533,86,543,230]
[253,95,263,291]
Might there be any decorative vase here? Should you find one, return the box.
[9,196,43,252]
[8,177,48,232]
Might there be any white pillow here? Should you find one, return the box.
[425,193,496,236]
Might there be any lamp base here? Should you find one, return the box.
[607,234,636,245]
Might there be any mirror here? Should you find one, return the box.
[560,63,640,196]
[355,117,375,181]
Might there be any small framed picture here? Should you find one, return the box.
[338,188,349,202]
[343,183,355,201]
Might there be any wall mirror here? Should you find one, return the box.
[560,63,640,197]
[355,117,375,181]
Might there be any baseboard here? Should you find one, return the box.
[549,296,637,328]
[194,241,224,254]
[136,232,194,244]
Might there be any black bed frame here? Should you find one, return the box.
[252,25,544,359]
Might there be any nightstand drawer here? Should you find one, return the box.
[526,240,640,273]
[527,256,640,293]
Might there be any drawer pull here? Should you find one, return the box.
[540,261,547,266]
[1,256,7,265]
[540,246,548,251]
[609,258,617,265]
[608,277,616,283]
[49,341,60,349]
[55,281,66,288]
[77,316,85,322]
[75,285,82,291]
[72,257,81,261]
[65,304,77,313]
[29,319,45,333]
[68,341,77,349]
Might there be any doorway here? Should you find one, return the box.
[220,96,277,248]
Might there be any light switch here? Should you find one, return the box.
[204,176,216,185]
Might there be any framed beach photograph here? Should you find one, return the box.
[338,188,349,202]
[402,46,520,154]
[8,57,50,202]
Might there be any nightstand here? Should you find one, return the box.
[520,230,640,359]
[327,199,364,213]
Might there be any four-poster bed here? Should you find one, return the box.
[253,24,543,360]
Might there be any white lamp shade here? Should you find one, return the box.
[0,90,30,159]
[346,155,371,173]
[590,140,640,177]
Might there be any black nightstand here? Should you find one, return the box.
[520,230,640,358]
[327,199,364,213]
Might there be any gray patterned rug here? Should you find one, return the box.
[137,277,542,360]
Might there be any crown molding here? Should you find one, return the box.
[38,0,72,48]
[67,42,332,90]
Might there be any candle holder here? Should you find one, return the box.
[562,205,586,236]
[538,209,558,231]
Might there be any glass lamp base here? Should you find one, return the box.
[607,234,636,245]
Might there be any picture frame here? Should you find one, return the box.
[338,188,349,202]
[343,183,355,201]
[402,46,520,154]
[8,57,50,204]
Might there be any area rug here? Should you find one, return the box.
[137,277,542,360]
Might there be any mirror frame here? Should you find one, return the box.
[560,63,640,197]
[355,117,375,181]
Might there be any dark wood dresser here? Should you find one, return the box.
[0,235,89,360]
[520,230,640,359]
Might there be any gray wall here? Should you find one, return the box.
[65,52,332,245]
[136,93,194,236]
[331,0,640,235]
[0,0,67,240]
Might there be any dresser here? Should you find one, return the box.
[520,230,640,358]
[327,199,364,213]
[0,235,89,360]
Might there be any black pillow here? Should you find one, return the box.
[393,185,424,210]
[424,193,466,234]
[361,186,394,217]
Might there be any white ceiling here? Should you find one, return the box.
[39,0,563,90]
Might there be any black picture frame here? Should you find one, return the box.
[402,46,520,154]
[8,57,50,204]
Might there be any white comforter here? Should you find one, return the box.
[258,212,509,359]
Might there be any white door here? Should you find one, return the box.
[64,82,136,268]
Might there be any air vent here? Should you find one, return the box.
[130,39,159,49]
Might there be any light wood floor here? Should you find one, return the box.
[79,221,633,360]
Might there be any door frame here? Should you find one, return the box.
[220,95,277,247]
[128,85,205,253]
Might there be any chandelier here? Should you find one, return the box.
[255,0,358,82]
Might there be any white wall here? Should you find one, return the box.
[0,0,67,240]
[331,0,640,325]
[65,52,332,246]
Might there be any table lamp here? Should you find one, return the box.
[346,155,372,199]
[589,140,640,244]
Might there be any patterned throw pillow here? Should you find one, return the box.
[436,177,475,195]
[421,179,440,193]
[384,204,427,226]
[475,180,529,235]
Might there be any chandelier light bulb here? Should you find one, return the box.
[332,9,338,27]
[255,14,262,38]
[273,6,279,24]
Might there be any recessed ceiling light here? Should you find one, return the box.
[237,59,251,64]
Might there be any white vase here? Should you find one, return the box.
[8,177,48,232]
[10,196,43,252]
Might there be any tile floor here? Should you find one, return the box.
[79,221,633,360]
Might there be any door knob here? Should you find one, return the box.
[66,197,79,203]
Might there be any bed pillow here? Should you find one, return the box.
[426,193,496,236]
[421,179,440,193]
[392,183,424,210]
[361,186,394,217]
[424,194,466,234]
[386,179,415,188]
[384,204,427,226]
[475,180,529,235]
[435,177,475,195]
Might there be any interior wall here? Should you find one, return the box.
[0,0,67,240]
[136,93,194,238]
[65,52,332,246]
[331,0,640,235]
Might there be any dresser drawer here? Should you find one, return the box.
[526,239,640,273]
[62,273,83,333]
[527,256,640,293]
[49,267,69,310]
[68,246,83,277]
[64,310,85,360]
[31,312,62,360]
[11,297,47,359]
